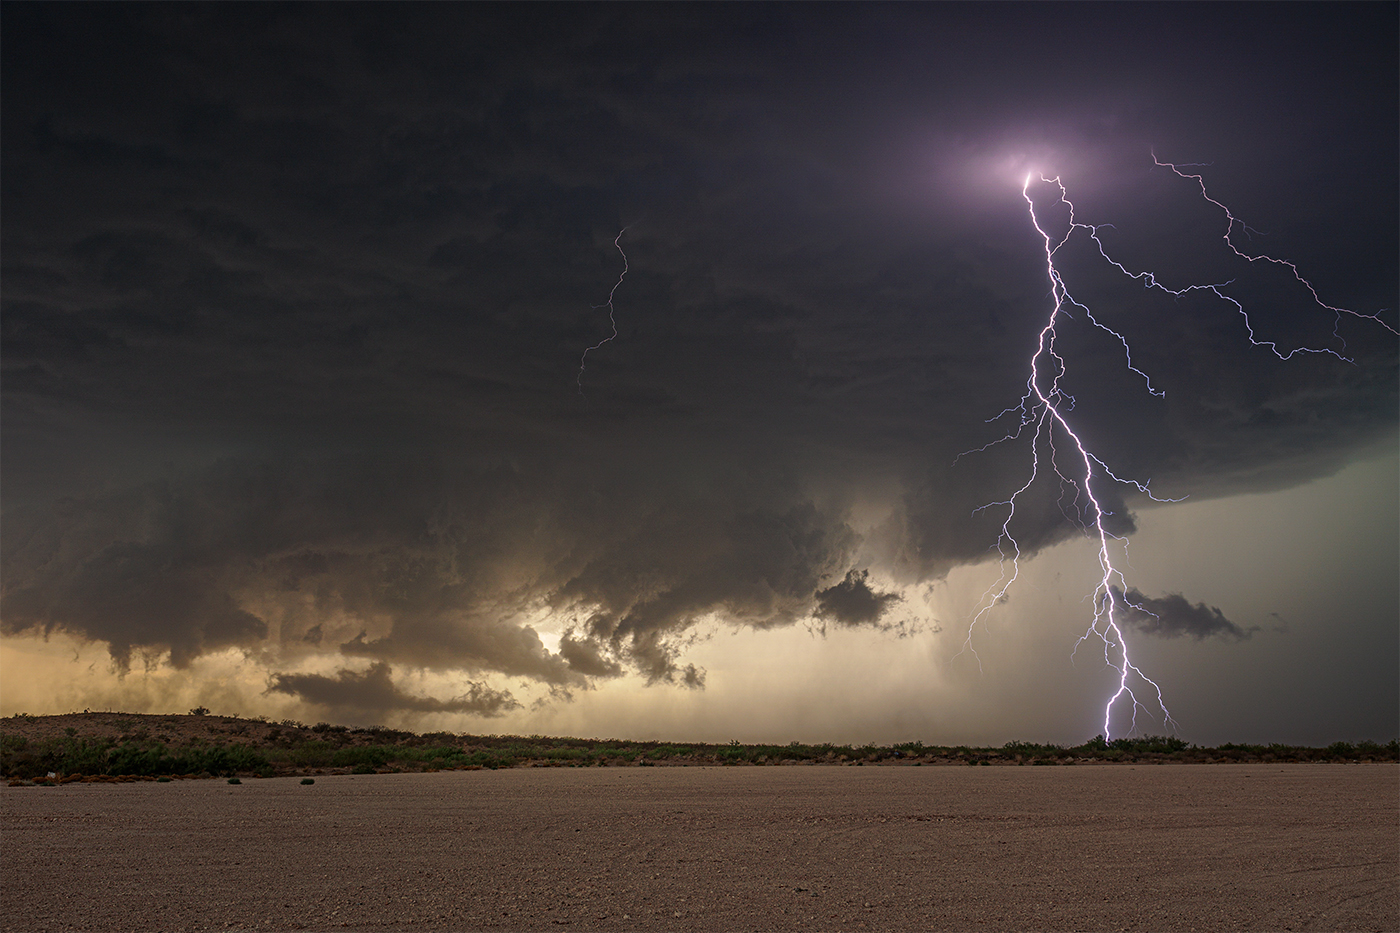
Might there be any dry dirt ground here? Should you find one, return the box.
[2,763,1395,932]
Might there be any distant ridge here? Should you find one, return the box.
[2,712,1395,783]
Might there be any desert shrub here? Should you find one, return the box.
[1109,735,1188,755]
[426,746,472,764]
[818,743,856,760]
[102,741,269,777]
[60,738,111,774]
[194,744,269,775]
[287,741,335,768]
[103,743,169,776]
[311,722,348,734]
[354,725,412,742]
[746,745,788,763]
[462,750,515,769]
[1355,740,1394,761]
[330,745,395,769]
[536,746,591,763]
[1004,740,1064,758]
[2,736,113,779]
[0,738,46,778]
[596,747,637,763]
[649,745,689,760]
[301,777,315,785]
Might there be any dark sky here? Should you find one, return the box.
[3,3,1396,743]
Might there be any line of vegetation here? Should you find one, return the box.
[2,713,1395,783]
[2,735,272,781]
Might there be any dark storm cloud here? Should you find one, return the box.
[0,452,857,687]
[558,498,861,681]
[0,481,271,669]
[1114,588,1257,642]
[267,661,520,716]
[0,458,583,681]
[2,5,1394,708]
[813,570,903,628]
[558,632,624,679]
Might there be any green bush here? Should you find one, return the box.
[103,741,270,777]
[1003,740,1065,758]
[404,745,472,766]
[463,750,515,769]
[287,741,335,768]
[1108,735,1189,754]
[330,745,395,769]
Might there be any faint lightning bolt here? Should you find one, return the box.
[577,228,629,393]
[958,156,1392,739]
[1153,154,1399,348]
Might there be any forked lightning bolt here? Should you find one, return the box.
[577,228,629,393]
[1153,155,1398,349]
[960,157,1392,739]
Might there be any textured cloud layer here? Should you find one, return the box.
[267,662,520,717]
[1116,588,1257,642]
[2,6,1394,722]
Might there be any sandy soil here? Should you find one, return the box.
[2,763,1395,932]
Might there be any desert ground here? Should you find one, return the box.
[1,762,1395,932]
